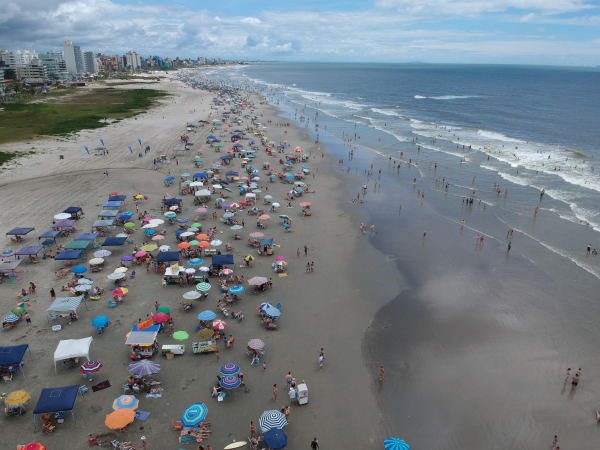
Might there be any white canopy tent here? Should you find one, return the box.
[125,330,158,346]
[196,189,212,196]
[54,337,93,373]
[47,296,86,323]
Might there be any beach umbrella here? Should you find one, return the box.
[196,233,209,240]
[89,258,104,265]
[189,239,199,246]
[199,266,210,272]
[79,360,103,375]
[165,212,177,219]
[152,313,170,323]
[124,223,135,228]
[173,331,189,341]
[196,328,213,339]
[264,307,281,318]
[141,244,158,251]
[384,438,409,450]
[78,278,94,285]
[5,390,31,407]
[1,250,16,257]
[16,302,31,308]
[24,444,46,450]
[181,403,208,428]
[151,235,165,241]
[5,314,19,323]
[75,285,91,292]
[71,265,87,274]
[92,316,110,327]
[142,217,154,222]
[229,286,244,294]
[274,256,285,262]
[142,223,158,229]
[94,250,112,258]
[11,307,26,315]
[279,215,289,220]
[263,428,288,449]
[219,375,241,389]
[213,319,226,330]
[195,208,208,213]
[156,307,170,314]
[105,409,135,429]
[197,310,216,321]
[108,272,125,280]
[116,233,128,238]
[54,213,71,220]
[191,222,202,228]
[178,218,189,224]
[196,282,211,291]
[183,291,201,300]
[143,229,155,235]
[185,268,196,274]
[135,251,147,258]
[210,240,222,246]
[159,245,171,252]
[188,258,204,266]
[259,215,270,220]
[220,363,240,376]
[223,212,235,218]
[178,242,191,249]
[248,339,265,350]
[249,232,264,238]
[128,360,161,376]
[259,410,288,433]
[222,269,233,275]
[114,267,128,273]
[231,225,243,230]
[249,277,268,286]
[245,255,255,262]
[198,241,210,248]
[112,288,128,295]
[149,218,164,225]
[122,256,133,261]
[112,395,139,411]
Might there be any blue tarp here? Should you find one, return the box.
[226,171,239,176]
[132,325,160,332]
[39,231,60,239]
[103,201,122,209]
[102,237,127,246]
[0,344,30,377]
[33,385,79,428]
[212,255,234,265]
[156,252,180,262]
[55,250,83,260]
[74,233,99,241]
[16,246,44,255]
[6,227,34,235]
[165,177,175,181]
[109,195,126,202]
[165,198,181,206]
[193,173,207,178]
[63,207,82,214]
[260,239,274,245]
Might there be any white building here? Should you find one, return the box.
[21,59,47,84]
[63,40,86,75]
[125,51,141,70]
[1,49,39,68]
[197,57,206,65]
[84,51,99,74]
[39,52,69,82]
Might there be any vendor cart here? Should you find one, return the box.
[192,338,217,354]
[296,382,308,405]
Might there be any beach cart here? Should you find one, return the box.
[192,338,217,354]
[296,383,308,405]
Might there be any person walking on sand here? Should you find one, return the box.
[318,355,323,371]
[155,301,160,311]
[50,288,56,300]
[476,235,480,245]
[271,384,277,401]
[311,437,319,450]
[304,245,308,256]
[571,373,579,390]
[215,351,220,361]
[552,435,558,447]
[286,372,293,386]
[25,312,31,324]
[577,368,582,377]
[380,365,385,381]
[297,248,300,257]
[564,368,571,383]
[507,242,512,253]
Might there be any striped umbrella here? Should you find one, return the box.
[183,291,201,300]
[219,363,240,376]
[260,302,273,311]
[213,319,226,330]
[112,395,139,410]
[94,250,112,258]
[259,410,288,432]
[4,314,19,323]
[5,390,31,407]
[384,438,409,450]
[128,360,161,376]
[181,403,208,428]
[197,310,217,321]
[248,339,265,350]
[79,360,103,374]
[219,375,241,389]
[249,232,264,238]
[222,268,233,275]
[231,225,243,230]
[108,272,125,280]
[1,250,16,257]
[196,282,211,291]
[229,286,244,294]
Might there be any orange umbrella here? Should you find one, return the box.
[178,242,191,249]
[196,234,209,240]
[105,409,135,429]
[198,241,210,248]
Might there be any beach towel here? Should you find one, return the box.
[92,380,112,392]
[146,393,162,398]
[278,273,287,277]
[135,411,151,420]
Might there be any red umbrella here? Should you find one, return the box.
[213,319,226,330]
[152,313,170,324]
[110,192,119,196]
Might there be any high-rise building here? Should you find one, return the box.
[1,49,39,67]
[84,52,98,74]
[125,51,141,70]
[20,59,47,84]
[63,40,86,74]
[38,51,69,82]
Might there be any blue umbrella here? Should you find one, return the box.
[207,135,216,139]
[263,428,288,449]
[118,214,131,220]
[72,265,87,274]
[219,363,240,376]
[143,229,155,235]
[219,375,241,389]
[188,258,204,266]
[4,314,19,323]
[264,307,281,318]
[122,211,133,216]
[165,212,177,219]
[229,286,244,294]
[92,316,110,327]
[181,173,190,177]
[175,231,184,236]
[384,438,409,450]
[178,218,189,224]
[198,310,216,321]
[181,403,208,428]
[260,302,273,310]
[231,225,243,230]
[223,213,235,218]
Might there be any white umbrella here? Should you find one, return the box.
[142,223,158,228]
[182,180,192,185]
[210,240,222,246]
[54,213,71,220]
[185,268,196,274]
[159,245,171,252]
[114,267,128,273]
[196,189,212,196]
[75,285,91,291]
[213,184,223,189]
[272,203,281,207]
[190,181,204,187]
[264,195,273,199]
[294,182,305,186]
[78,278,94,285]
[149,219,164,225]
[116,233,128,238]
[181,231,195,237]
[188,227,199,232]
[199,267,210,272]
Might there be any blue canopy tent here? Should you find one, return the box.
[39,231,61,242]
[92,219,114,229]
[6,227,35,237]
[74,233,99,241]
[16,245,44,257]
[212,254,234,266]
[0,260,22,272]
[260,239,274,245]
[165,198,182,206]
[63,207,82,218]
[102,201,123,210]
[157,252,180,263]
[102,237,127,252]
[98,210,119,218]
[108,195,126,202]
[53,220,76,228]
[55,250,83,262]
[33,385,80,429]
[0,344,31,378]
[193,173,208,179]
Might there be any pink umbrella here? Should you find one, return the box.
[135,251,147,258]
[259,215,270,220]
[241,177,248,180]
[142,218,153,222]
[196,208,208,213]
[274,256,285,262]
[197,149,203,153]
[213,320,226,330]
[151,235,165,240]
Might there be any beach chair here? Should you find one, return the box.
[123,384,132,394]
[251,356,259,366]
[3,373,13,383]
[48,312,59,321]
[276,302,282,311]
[79,385,88,396]
[108,300,117,308]
[130,270,136,279]
[172,418,183,430]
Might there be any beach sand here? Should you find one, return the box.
[0,76,398,449]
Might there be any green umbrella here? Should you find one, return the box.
[189,240,199,246]
[173,331,189,341]
[11,307,25,315]
[196,282,211,292]
[191,223,202,228]
[157,307,170,314]
[124,223,135,228]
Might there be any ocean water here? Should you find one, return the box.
[207,62,600,279]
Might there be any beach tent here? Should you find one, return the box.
[98,210,119,217]
[0,344,31,378]
[53,220,76,228]
[165,198,182,206]
[6,227,34,236]
[39,231,61,241]
[74,232,99,241]
[55,250,83,261]
[102,201,123,210]
[212,254,234,265]
[47,296,85,323]
[108,195,126,202]
[156,252,180,263]
[33,385,80,428]
[53,337,93,372]
[260,239,274,245]
[0,260,22,272]
[63,207,82,218]
[15,246,44,256]
[92,219,114,229]
[126,325,159,345]
[196,190,212,197]
[193,173,208,179]
[102,237,127,247]
[65,240,92,251]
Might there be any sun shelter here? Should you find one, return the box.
[98,210,119,218]
[212,254,234,266]
[65,240,92,251]
[165,198,182,206]
[53,337,93,372]
[0,260,23,272]
[260,239,273,245]
[92,219,114,230]
[63,207,83,218]
[6,227,35,237]
[102,237,127,251]
[55,250,83,265]
[109,195,127,202]
[33,385,80,428]
[74,232,99,241]
[16,246,44,257]
[157,252,180,263]
[39,231,61,242]
[125,327,159,346]
[47,296,86,323]
[53,220,76,228]
[102,201,123,210]
[0,344,32,378]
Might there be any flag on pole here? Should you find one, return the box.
[370,223,374,228]
[128,146,133,154]
[84,146,89,154]
[100,139,105,147]
[138,139,142,146]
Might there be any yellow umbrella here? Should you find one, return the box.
[114,267,128,273]
[140,244,158,252]
[134,195,144,199]
[5,390,31,407]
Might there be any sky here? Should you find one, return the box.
[1,0,599,65]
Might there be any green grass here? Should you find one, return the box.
[0,88,168,145]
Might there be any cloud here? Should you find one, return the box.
[519,13,536,22]
[241,17,261,24]
[270,43,293,53]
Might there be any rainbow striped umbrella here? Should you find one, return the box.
[183,291,201,300]
[1,250,16,257]
[112,395,139,411]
